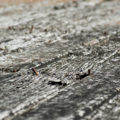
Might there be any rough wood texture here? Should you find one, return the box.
[0,0,120,120]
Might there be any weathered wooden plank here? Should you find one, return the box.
[0,36,119,120]
[0,0,120,120]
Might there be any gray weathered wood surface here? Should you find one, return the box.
[0,0,120,120]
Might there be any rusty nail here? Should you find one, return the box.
[32,68,39,75]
